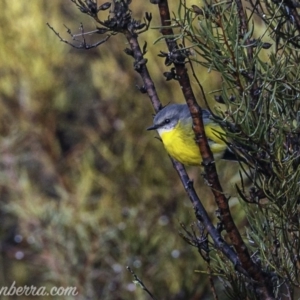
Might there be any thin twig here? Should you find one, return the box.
[46,23,110,49]
[127,267,158,300]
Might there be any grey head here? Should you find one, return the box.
[147,104,211,135]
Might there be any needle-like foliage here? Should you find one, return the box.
[173,0,300,297]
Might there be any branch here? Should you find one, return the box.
[173,161,244,273]
[155,0,275,298]
[50,0,277,297]
[123,29,161,112]
[47,22,110,49]
[127,267,158,300]
[121,1,243,273]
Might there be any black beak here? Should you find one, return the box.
[146,124,158,131]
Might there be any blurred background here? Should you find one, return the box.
[0,1,243,299]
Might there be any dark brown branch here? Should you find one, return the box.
[51,0,279,297]
[112,2,250,276]
[59,0,239,276]
[156,0,216,166]
[57,2,238,269]
[59,2,239,269]
[123,18,243,271]
[156,0,275,298]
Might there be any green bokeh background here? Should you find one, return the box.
[0,1,244,299]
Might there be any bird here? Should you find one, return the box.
[147,104,229,166]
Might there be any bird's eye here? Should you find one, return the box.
[165,119,170,124]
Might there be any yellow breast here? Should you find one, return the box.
[160,121,227,166]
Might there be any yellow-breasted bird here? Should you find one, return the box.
[147,104,229,166]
